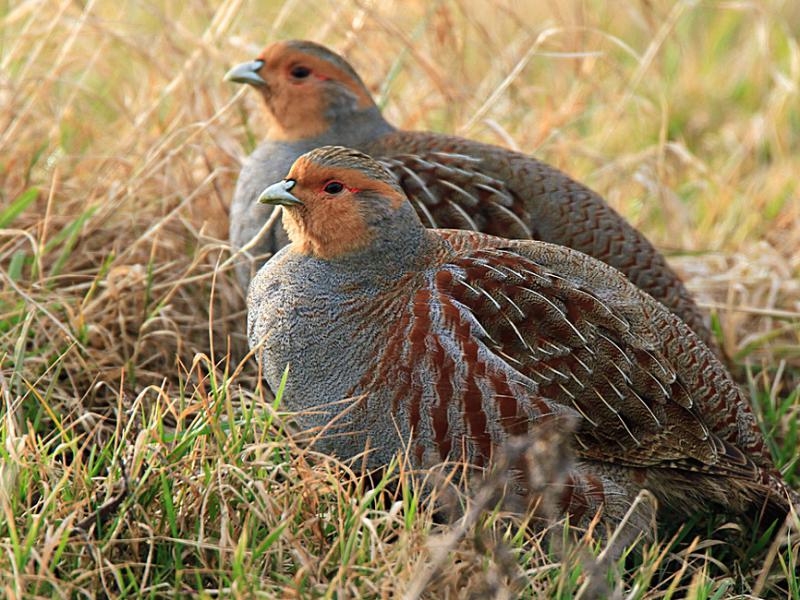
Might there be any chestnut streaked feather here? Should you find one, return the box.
[228,39,720,358]
[248,147,798,535]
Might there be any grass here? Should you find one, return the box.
[1,0,799,597]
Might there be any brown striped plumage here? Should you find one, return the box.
[248,147,797,536]
[227,40,719,357]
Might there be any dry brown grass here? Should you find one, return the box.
[1,0,799,597]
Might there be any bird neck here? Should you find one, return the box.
[298,207,442,283]
[267,105,395,147]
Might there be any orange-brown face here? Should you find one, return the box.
[259,152,405,260]
[225,41,375,142]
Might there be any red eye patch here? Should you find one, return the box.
[321,180,360,194]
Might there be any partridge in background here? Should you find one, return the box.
[248,146,797,533]
[227,39,718,354]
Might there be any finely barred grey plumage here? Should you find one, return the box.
[226,39,721,357]
[248,146,798,533]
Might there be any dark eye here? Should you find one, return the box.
[290,66,311,79]
[323,181,344,194]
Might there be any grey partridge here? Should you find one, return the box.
[227,39,718,354]
[247,146,797,534]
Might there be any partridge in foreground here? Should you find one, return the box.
[248,146,797,534]
[228,39,718,354]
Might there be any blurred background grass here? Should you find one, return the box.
[1,0,798,597]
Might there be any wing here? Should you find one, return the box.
[367,131,717,357]
[376,150,532,239]
[429,232,769,478]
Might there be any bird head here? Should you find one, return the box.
[258,146,421,261]
[225,40,378,142]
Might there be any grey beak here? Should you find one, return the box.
[258,180,303,207]
[224,60,266,86]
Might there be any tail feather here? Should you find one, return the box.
[760,472,800,521]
